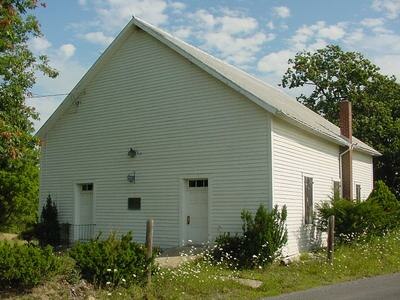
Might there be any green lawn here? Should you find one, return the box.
[142,230,400,299]
[3,230,400,299]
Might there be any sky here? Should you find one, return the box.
[27,0,400,130]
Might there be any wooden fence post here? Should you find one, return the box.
[145,219,154,286]
[327,215,335,263]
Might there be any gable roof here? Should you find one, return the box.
[37,17,381,156]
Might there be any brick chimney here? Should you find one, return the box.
[340,100,353,200]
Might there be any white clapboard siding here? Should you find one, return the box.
[39,28,272,248]
[271,117,340,256]
[353,151,374,200]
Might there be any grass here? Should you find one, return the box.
[0,233,25,245]
[2,230,400,299]
[143,229,400,299]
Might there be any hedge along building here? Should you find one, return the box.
[37,17,381,256]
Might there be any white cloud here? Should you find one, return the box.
[219,15,258,34]
[266,21,274,30]
[35,59,87,95]
[257,50,294,75]
[273,6,291,18]
[371,26,393,34]
[174,27,192,39]
[29,36,52,53]
[94,0,169,29]
[82,31,114,46]
[58,44,76,59]
[186,9,273,66]
[28,37,88,131]
[343,28,365,45]
[78,0,87,6]
[373,54,400,78]
[290,21,346,50]
[32,58,87,129]
[203,31,270,65]
[258,21,347,77]
[307,39,328,51]
[27,96,64,131]
[360,18,385,27]
[287,20,400,80]
[170,1,185,11]
[191,9,216,28]
[372,0,400,19]
[318,24,346,40]
[291,25,314,46]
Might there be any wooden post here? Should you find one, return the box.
[145,219,154,286]
[327,215,335,263]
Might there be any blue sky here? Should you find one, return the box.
[28,0,400,130]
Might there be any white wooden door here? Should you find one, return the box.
[185,179,208,244]
[79,191,93,225]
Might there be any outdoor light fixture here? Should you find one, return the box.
[128,147,141,158]
[127,172,136,183]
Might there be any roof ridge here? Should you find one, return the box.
[132,17,380,156]
[37,16,380,156]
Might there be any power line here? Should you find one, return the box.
[28,93,69,98]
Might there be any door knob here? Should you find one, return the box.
[187,216,190,225]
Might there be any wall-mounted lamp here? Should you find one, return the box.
[127,172,136,183]
[128,147,142,158]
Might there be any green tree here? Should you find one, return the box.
[0,1,57,231]
[36,194,60,246]
[281,45,400,197]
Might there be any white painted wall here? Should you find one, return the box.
[271,117,340,256]
[271,116,376,256]
[353,151,374,200]
[39,28,272,248]
[39,26,376,254]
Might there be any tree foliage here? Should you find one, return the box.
[0,1,57,230]
[281,45,400,197]
[36,194,60,246]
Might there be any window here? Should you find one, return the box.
[128,198,141,210]
[188,179,208,188]
[81,183,93,191]
[333,181,341,199]
[304,176,313,225]
[356,184,361,201]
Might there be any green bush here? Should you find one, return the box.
[368,180,399,212]
[213,204,288,268]
[318,181,399,242]
[0,242,61,289]
[69,232,153,288]
[318,198,384,241]
[36,194,60,247]
[212,233,244,266]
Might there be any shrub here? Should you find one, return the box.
[36,194,60,247]
[318,198,384,242]
[213,204,287,268]
[69,232,154,288]
[368,180,399,212]
[0,242,61,289]
[212,233,244,266]
[318,181,400,242]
